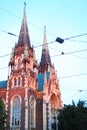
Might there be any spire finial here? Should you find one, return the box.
[24,1,26,11]
[43,25,47,49]
[44,25,46,33]
[18,0,31,48]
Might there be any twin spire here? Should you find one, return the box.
[39,26,52,73]
[17,5,52,73]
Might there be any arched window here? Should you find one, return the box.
[29,96,36,128]
[18,77,21,86]
[12,96,21,129]
[18,58,21,69]
[14,78,17,86]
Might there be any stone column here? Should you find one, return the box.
[43,100,46,130]
[25,88,28,130]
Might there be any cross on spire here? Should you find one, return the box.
[44,25,46,33]
[24,1,26,9]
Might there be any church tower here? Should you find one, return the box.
[38,26,62,130]
[7,6,38,130]
[0,5,62,130]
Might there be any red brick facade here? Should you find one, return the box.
[0,7,62,130]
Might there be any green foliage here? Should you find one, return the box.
[58,100,87,130]
[0,97,9,130]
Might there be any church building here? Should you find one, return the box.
[0,6,62,130]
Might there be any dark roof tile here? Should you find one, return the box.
[0,80,7,88]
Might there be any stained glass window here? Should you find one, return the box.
[12,96,21,129]
[29,96,36,128]
[14,78,17,86]
[18,77,21,86]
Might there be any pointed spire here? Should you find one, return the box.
[18,5,31,48]
[43,26,48,49]
[39,26,52,73]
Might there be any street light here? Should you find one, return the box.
[55,37,64,44]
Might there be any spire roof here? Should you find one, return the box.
[43,26,48,49]
[18,6,31,48]
[39,26,52,72]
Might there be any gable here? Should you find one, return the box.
[38,72,50,91]
[0,80,7,89]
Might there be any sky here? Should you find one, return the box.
[0,0,87,105]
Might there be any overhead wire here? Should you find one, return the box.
[61,89,87,92]
[63,91,84,104]
[0,7,87,78]
[0,5,87,103]
[1,7,87,40]
[0,63,87,80]
[69,54,87,60]
[0,47,87,59]
[59,72,87,80]
[64,33,87,40]
[0,7,47,35]
[1,28,87,61]
[0,7,87,49]
[67,39,87,43]
[49,47,87,60]
[50,48,87,59]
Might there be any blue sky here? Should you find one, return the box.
[0,0,87,105]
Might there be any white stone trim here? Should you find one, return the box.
[25,88,28,130]
[43,100,46,130]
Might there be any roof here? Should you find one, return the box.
[39,27,52,72]
[38,72,50,91]
[0,80,7,89]
[18,6,31,48]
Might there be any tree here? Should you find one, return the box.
[0,97,9,130]
[58,100,87,130]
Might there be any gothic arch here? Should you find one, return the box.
[13,76,22,87]
[50,93,59,109]
[10,95,21,129]
[11,95,22,103]
[14,77,17,86]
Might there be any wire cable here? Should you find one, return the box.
[69,54,87,60]
[64,33,87,40]
[59,72,87,80]
[63,91,83,103]
[50,48,87,59]
[67,39,87,43]
[1,7,87,40]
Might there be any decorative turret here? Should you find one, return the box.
[33,50,38,69]
[8,48,14,67]
[39,26,52,73]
